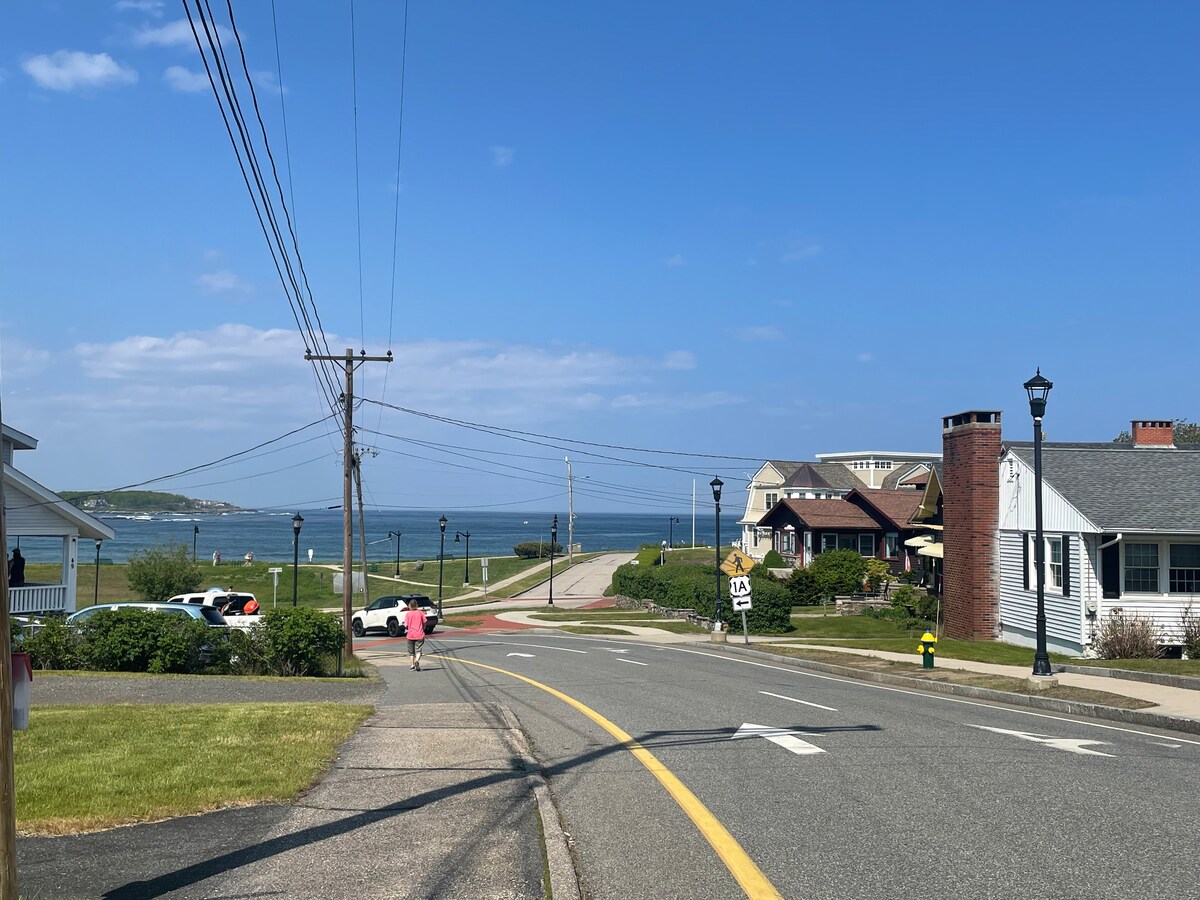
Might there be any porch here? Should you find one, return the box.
[9,583,68,615]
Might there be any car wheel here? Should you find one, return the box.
[425,625,435,635]
[387,618,401,637]
[351,619,364,637]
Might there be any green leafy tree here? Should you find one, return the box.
[1113,419,1200,444]
[808,549,868,601]
[126,542,201,601]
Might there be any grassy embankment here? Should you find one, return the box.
[16,703,372,834]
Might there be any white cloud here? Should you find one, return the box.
[251,70,286,95]
[23,51,138,92]
[490,146,515,168]
[736,325,783,342]
[115,0,164,14]
[780,239,822,263]
[77,325,300,379]
[662,351,696,370]
[856,352,874,364]
[197,270,252,293]
[664,254,686,268]
[132,19,229,49]
[163,65,207,92]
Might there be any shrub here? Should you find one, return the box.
[257,607,346,676]
[890,585,918,610]
[80,609,213,674]
[865,558,891,593]
[126,542,201,601]
[610,562,791,632]
[513,541,562,560]
[761,550,785,569]
[785,567,821,606]
[808,549,868,600]
[24,617,84,670]
[1093,611,1162,659]
[1180,605,1200,660]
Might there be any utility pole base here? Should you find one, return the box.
[1027,674,1060,690]
[709,629,728,644]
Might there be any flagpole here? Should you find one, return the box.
[691,479,696,548]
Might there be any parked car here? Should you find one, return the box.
[167,591,261,630]
[67,602,228,627]
[351,594,438,638]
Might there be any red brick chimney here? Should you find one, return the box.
[941,411,1002,640]
[1131,420,1174,448]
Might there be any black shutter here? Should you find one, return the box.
[1022,534,1029,590]
[1062,535,1071,598]
[1101,538,1121,599]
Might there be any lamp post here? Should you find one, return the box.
[668,516,679,550]
[437,515,447,619]
[1024,369,1054,677]
[192,524,199,562]
[455,531,472,585]
[389,531,402,576]
[548,515,558,606]
[291,512,304,607]
[711,477,724,631]
[94,539,101,607]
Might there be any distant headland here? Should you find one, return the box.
[60,490,241,514]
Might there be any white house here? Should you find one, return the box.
[4,423,115,614]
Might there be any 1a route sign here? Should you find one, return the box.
[729,575,752,611]
[720,548,756,577]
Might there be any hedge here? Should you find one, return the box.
[611,563,791,633]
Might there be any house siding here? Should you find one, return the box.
[6,482,77,534]
[998,530,1084,654]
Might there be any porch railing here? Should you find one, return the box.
[8,584,68,614]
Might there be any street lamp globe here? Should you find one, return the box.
[1024,369,1053,419]
[710,476,723,503]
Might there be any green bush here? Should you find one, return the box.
[79,609,213,674]
[126,542,201,601]
[513,541,562,559]
[257,607,346,676]
[865,558,891,593]
[809,549,868,600]
[24,617,84,670]
[761,550,785,569]
[1182,606,1200,660]
[610,563,791,632]
[785,567,820,606]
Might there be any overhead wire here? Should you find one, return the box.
[349,0,366,353]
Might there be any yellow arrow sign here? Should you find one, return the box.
[720,549,756,577]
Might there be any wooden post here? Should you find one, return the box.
[0,395,19,898]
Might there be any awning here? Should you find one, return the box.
[904,534,934,549]
[917,542,944,559]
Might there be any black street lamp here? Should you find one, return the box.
[192,524,199,562]
[437,515,448,619]
[548,515,558,606]
[1024,369,1054,677]
[455,531,472,585]
[668,516,679,550]
[94,539,102,607]
[389,531,402,577]
[291,512,304,607]
[711,477,724,631]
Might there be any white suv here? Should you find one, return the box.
[351,594,437,638]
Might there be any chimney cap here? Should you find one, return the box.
[942,410,1002,431]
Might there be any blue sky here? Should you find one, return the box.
[2,1,1197,515]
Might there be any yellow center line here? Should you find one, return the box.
[431,654,783,900]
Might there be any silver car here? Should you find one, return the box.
[67,602,228,627]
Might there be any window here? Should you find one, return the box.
[873,460,893,470]
[783,530,795,553]
[1047,536,1063,589]
[858,534,876,557]
[821,534,837,552]
[1169,544,1200,594]
[1124,543,1159,593]
[852,460,871,470]
[764,492,778,510]
[752,529,760,548]
[885,533,899,558]
[838,534,857,551]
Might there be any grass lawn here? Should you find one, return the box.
[786,615,927,639]
[662,546,732,566]
[560,625,635,635]
[440,614,485,628]
[1071,658,1200,676]
[16,703,372,834]
[527,609,708,635]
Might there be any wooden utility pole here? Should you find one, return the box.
[0,394,18,898]
[306,348,391,654]
[353,450,371,609]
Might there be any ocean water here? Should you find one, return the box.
[16,508,741,564]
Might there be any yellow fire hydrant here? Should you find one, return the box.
[917,631,937,669]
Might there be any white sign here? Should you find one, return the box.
[482,558,489,573]
[732,595,752,611]
[729,575,751,597]
[268,567,283,574]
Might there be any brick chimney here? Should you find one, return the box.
[941,411,1002,640]
[1131,420,1174,448]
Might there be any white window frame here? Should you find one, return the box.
[1122,542,1161,595]
[764,492,778,510]
[885,532,899,559]
[821,533,837,552]
[1046,536,1063,591]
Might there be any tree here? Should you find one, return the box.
[807,549,868,601]
[125,542,201,601]
[1113,418,1200,444]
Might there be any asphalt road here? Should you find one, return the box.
[364,632,1200,900]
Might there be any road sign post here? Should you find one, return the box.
[729,575,752,644]
[268,567,283,608]
[482,558,489,596]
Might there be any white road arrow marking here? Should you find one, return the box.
[731,723,825,756]
[1152,742,1182,749]
[617,659,648,666]
[759,690,837,712]
[506,653,535,658]
[969,725,1114,757]
[599,648,630,653]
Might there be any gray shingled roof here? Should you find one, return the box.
[1007,444,1200,532]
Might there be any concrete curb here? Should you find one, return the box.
[701,643,1200,737]
[1055,663,1200,692]
[498,706,582,900]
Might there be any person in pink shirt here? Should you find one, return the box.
[404,598,427,671]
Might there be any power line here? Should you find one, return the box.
[349,0,366,352]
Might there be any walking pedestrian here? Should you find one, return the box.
[404,598,427,671]
[244,551,254,566]
[212,550,220,567]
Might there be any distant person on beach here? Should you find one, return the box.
[8,548,25,588]
[307,548,313,563]
[213,550,220,567]
[404,597,427,671]
[244,551,254,566]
